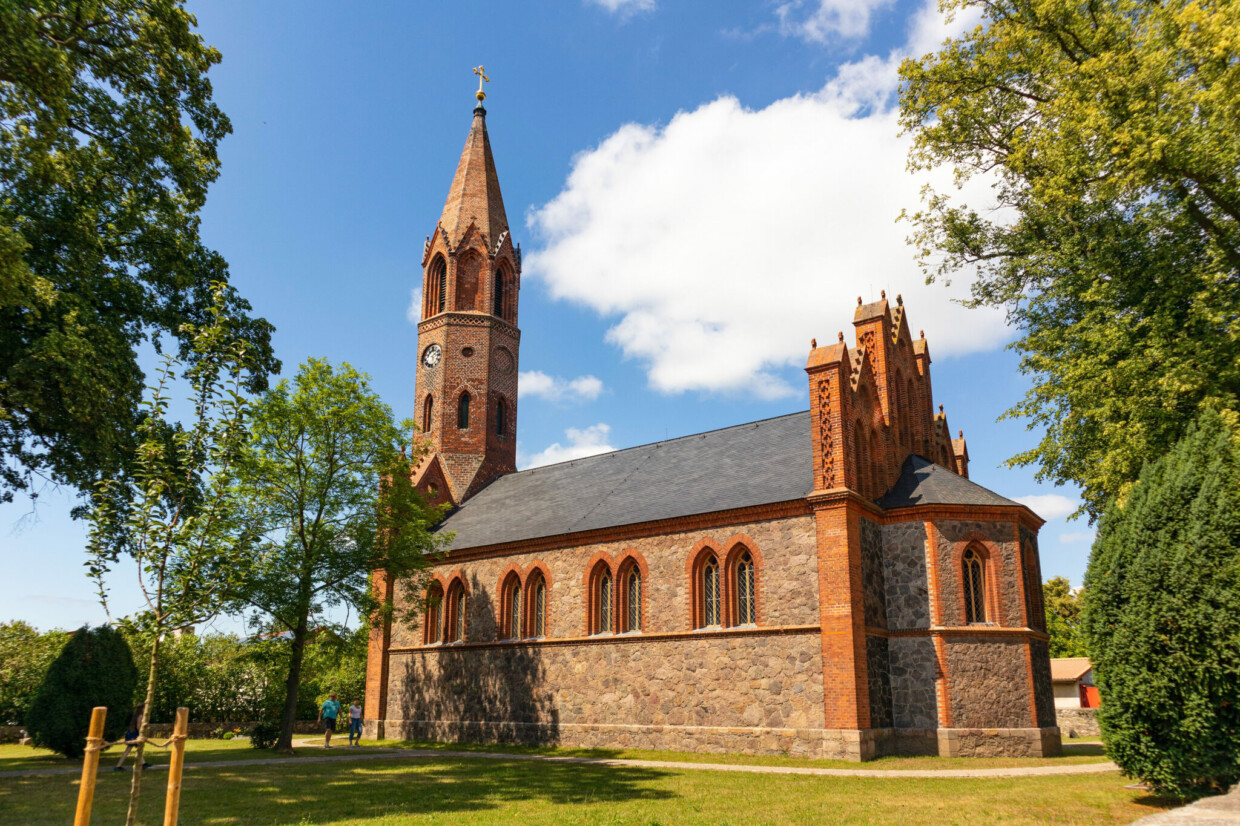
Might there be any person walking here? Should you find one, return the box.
[113,702,151,771]
[317,692,341,748]
[347,699,363,747]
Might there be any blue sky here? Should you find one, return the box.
[1,0,1094,633]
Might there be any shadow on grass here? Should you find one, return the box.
[1059,743,1106,757]
[0,753,678,825]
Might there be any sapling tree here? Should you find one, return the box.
[87,284,258,825]
[231,359,448,751]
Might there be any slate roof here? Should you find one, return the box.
[876,454,1023,510]
[438,411,814,550]
[438,414,1027,551]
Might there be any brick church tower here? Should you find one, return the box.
[411,88,520,505]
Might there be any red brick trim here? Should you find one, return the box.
[722,535,763,627]
[583,552,616,635]
[615,550,649,633]
[389,623,820,653]
[686,539,722,629]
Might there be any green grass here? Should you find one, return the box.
[0,737,370,774]
[0,752,1173,825]
[366,738,1112,770]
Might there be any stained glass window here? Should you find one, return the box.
[736,552,755,625]
[963,548,986,624]
[626,569,641,632]
[703,557,720,627]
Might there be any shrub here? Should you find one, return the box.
[221,731,234,740]
[1083,409,1240,798]
[249,721,279,750]
[25,625,138,758]
[0,622,69,726]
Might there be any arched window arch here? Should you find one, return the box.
[495,397,507,437]
[423,395,434,433]
[500,572,522,639]
[426,254,448,317]
[696,554,721,628]
[618,559,643,633]
[734,551,756,625]
[457,392,470,430]
[525,570,547,638]
[455,251,482,311]
[424,581,444,644]
[962,547,986,624]
[444,580,467,643]
[588,561,614,634]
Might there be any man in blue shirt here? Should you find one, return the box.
[318,692,342,748]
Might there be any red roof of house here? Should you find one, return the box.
[1050,657,1092,682]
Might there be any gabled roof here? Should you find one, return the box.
[438,412,814,551]
[1050,657,1093,682]
[437,415,1029,552]
[876,455,1023,510]
[439,107,509,248]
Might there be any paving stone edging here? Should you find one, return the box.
[1131,785,1240,825]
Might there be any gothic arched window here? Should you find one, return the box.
[735,551,756,625]
[444,581,466,643]
[503,574,522,639]
[526,571,547,638]
[623,566,642,632]
[590,562,613,634]
[496,398,507,437]
[457,392,470,430]
[423,395,433,432]
[963,547,986,624]
[701,556,720,627]
[424,582,444,644]
[428,255,447,317]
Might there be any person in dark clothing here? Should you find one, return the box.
[114,702,151,771]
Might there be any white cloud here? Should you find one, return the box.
[587,0,654,16]
[1015,494,1080,521]
[1059,531,1097,544]
[519,371,605,403]
[776,0,897,42]
[520,423,616,469]
[406,288,422,323]
[526,0,1001,399]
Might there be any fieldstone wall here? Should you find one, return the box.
[860,517,887,629]
[1056,707,1100,737]
[388,514,819,647]
[386,629,828,756]
[865,635,893,728]
[1029,639,1057,728]
[880,521,929,630]
[888,636,938,729]
[944,636,1034,728]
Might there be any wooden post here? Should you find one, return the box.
[74,706,107,826]
[162,707,189,826]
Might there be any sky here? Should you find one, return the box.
[0,0,1095,634]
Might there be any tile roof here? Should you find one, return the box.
[1050,657,1093,682]
[438,413,1026,551]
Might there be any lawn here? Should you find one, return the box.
[0,737,365,774]
[0,751,1173,825]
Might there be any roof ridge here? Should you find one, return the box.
[514,409,811,474]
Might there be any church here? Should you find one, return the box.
[363,86,1061,761]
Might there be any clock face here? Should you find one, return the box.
[421,344,442,368]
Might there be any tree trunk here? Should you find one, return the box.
[276,609,310,753]
[125,634,160,826]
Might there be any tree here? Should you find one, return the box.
[25,625,137,758]
[0,0,278,505]
[0,621,69,726]
[1043,577,1088,658]
[232,359,447,751]
[899,0,1240,517]
[87,284,257,825]
[1082,409,1240,798]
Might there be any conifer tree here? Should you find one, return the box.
[25,625,137,758]
[1083,409,1240,798]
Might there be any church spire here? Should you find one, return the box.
[438,74,508,250]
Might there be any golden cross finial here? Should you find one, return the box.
[473,65,490,102]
